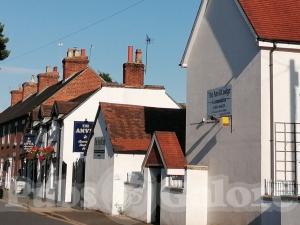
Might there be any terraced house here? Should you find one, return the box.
[0,48,104,194]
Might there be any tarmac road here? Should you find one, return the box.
[0,200,69,225]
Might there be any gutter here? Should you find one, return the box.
[269,43,276,185]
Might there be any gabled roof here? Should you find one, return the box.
[238,0,300,43]
[181,0,300,67]
[143,131,186,170]
[99,103,186,153]
[0,69,84,124]
[52,90,98,117]
[52,101,79,116]
[40,104,52,118]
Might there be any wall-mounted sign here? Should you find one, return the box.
[23,134,36,152]
[73,121,93,153]
[94,137,105,159]
[207,85,232,118]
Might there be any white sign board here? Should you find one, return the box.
[207,85,232,118]
[94,137,105,159]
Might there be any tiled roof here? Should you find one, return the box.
[144,131,186,169]
[238,0,300,43]
[40,104,52,118]
[52,90,99,117]
[0,70,83,124]
[100,103,185,153]
[155,131,186,169]
[103,82,165,90]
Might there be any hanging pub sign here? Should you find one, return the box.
[23,134,36,152]
[73,121,93,152]
[94,137,105,159]
[207,84,232,118]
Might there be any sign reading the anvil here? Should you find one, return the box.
[73,121,93,152]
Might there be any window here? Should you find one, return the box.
[125,171,143,187]
[1,126,5,145]
[166,175,184,189]
[7,124,11,145]
[13,122,18,146]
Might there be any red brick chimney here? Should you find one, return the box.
[37,66,59,93]
[62,48,89,80]
[10,87,23,106]
[123,46,144,87]
[22,81,37,101]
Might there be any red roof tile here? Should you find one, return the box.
[238,0,300,43]
[100,103,185,153]
[145,144,164,167]
[155,131,186,169]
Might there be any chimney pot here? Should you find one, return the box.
[128,46,133,63]
[123,47,144,87]
[46,66,51,73]
[62,48,89,80]
[53,66,58,72]
[135,49,142,64]
[81,48,86,57]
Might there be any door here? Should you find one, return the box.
[155,173,161,224]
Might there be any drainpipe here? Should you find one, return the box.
[270,43,277,187]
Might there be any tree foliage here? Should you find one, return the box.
[0,22,10,60]
[99,71,112,82]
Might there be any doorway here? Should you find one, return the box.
[150,168,161,225]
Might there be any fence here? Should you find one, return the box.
[265,179,299,197]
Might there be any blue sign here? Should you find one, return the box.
[23,134,36,152]
[207,85,232,118]
[73,121,93,152]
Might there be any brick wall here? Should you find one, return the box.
[123,63,144,87]
[45,67,103,105]
[22,82,37,100]
[37,67,59,93]
[10,89,23,106]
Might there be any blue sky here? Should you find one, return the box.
[0,0,200,110]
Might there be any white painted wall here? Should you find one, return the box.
[60,86,180,203]
[84,114,114,214]
[160,169,186,225]
[186,167,208,225]
[112,153,145,215]
[124,168,150,222]
[261,49,300,186]
[97,87,180,109]
[185,0,262,224]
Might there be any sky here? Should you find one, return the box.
[0,0,200,111]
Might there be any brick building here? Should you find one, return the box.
[0,48,105,189]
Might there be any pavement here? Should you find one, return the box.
[1,190,148,225]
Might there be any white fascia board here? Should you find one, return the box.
[258,41,300,50]
[180,0,209,68]
[166,169,185,176]
[141,136,156,169]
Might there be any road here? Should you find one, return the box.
[0,200,69,225]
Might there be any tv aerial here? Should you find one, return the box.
[145,34,153,75]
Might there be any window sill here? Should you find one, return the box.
[165,186,184,193]
[124,182,142,188]
[262,195,300,202]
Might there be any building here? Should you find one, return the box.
[84,46,183,216]
[0,48,104,192]
[181,0,300,225]
[27,46,180,205]
[84,103,184,217]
